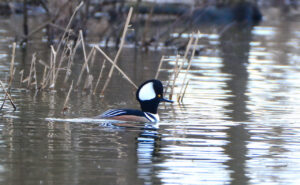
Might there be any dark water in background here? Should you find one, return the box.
[0,8,300,185]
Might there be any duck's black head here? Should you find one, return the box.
[136,79,173,114]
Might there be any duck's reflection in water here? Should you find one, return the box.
[136,123,161,185]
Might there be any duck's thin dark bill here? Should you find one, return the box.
[160,98,173,103]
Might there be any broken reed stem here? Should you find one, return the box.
[176,33,194,78]
[165,34,195,98]
[62,80,73,113]
[50,46,57,88]
[80,30,89,73]
[178,32,200,99]
[100,7,133,95]
[33,57,38,90]
[0,80,16,111]
[41,65,48,87]
[64,37,82,83]
[9,42,16,90]
[27,53,36,88]
[179,79,190,103]
[54,30,72,81]
[19,70,24,84]
[83,75,93,91]
[169,55,180,100]
[95,46,137,89]
[93,59,106,95]
[76,45,95,87]
[90,48,97,69]
[155,55,165,79]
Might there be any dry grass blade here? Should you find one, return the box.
[100,7,133,95]
[0,80,16,111]
[95,46,138,89]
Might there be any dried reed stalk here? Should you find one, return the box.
[76,45,96,87]
[179,79,190,103]
[54,30,73,81]
[178,32,200,102]
[9,42,16,90]
[83,75,93,91]
[41,66,48,87]
[50,46,57,89]
[95,46,138,89]
[64,38,82,83]
[19,70,24,84]
[176,33,194,78]
[62,80,73,113]
[32,57,38,90]
[93,59,106,95]
[155,55,165,79]
[89,48,97,69]
[169,55,180,100]
[27,53,37,88]
[100,7,134,95]
[0,80,16,111]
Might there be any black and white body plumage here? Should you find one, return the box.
[96,79,172,123]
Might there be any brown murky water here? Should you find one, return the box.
[1,7,300,185]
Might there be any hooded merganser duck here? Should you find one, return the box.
[96,79,173,122]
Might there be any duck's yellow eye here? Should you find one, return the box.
[158,94,161,98]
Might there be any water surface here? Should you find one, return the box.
[0,7,300,185]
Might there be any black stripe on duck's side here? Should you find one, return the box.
[96,109,156,122]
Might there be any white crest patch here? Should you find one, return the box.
[138,82,156,101]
